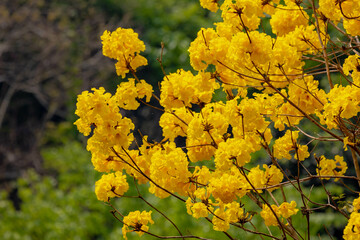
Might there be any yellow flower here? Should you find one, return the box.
[287,76,326,115]
[270,2,308,37]
[319,85,360,129]
[148,142,191,198]
[95,172,129,202]
[101,27,147,78]
[343,136,356,151]
[160,69,218,109]
[227,31,273,71]
[113,78,153,110]
[188,28,218,71]
[208,167,248,203]
[342,1,360,36]
[343,211,360,240]
[192,166,212,186]
[122,210,154,240]
[221,0,264,31]
[284,25,323,55]
[214,137,253,171]
[247,164,283,193]
[316,155,347,181]
[319,0,342,22]
[277,201,298,218]
[187,201,211,219]
[74,87,135,156]
[212,200,245,232]
[262,164,283,192]
[159,107,193,141]
[352,195,360,212]
[269,37,303,86]
[343,55,360,86]
[260,204,279,227]
[213,206,230,231]
[199,0,219,12]
[186,188,213,219]
[273,130,309,161]
[260,201,298,226]
[186,104,227,162]
[74,87,112,136]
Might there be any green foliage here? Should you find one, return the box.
[0,142,115,240]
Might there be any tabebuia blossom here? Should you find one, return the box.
[101,27,147,78]
[95,172,129,202]
[122,210,154,240]
[74,0,360,239]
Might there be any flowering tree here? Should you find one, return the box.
[74,0,360,239]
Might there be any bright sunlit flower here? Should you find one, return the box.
[95,172,129,202]
[122,210,154,240]
[101,27,147,78]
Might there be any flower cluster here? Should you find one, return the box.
[316,155,348,181]
[270,1,308,36]
[148,142,192,198]
[122,210,154,240]
[212,201,245,231]
[260,201,299,227]
[74,87,135,171]
[319,0,360,36]
[114,78,153,110]
[160,70,218,109]
[74,1,360,239]
[101,27,147,78]
[95,172,129,202]
[344,195,360,240]
[247,164,283,192]
[273,130,309,161]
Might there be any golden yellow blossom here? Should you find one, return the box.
[353,195,360,212]
[270,2,308,36]
[342,1,360,36]
[149,142,192,198]
[208,167,248,203]
[343,55,360,86]
[319,0,342,22]
[273,130,309,161]
[122,210,154,240]
[159,107,193,141]
[227,31,273,72]
[192,166,212,186]
[186,198,212,219]
[316,155,347,181]
[188,28,219,71]
[343,211,360,240]
[101,27,147,78]
[247,164,283,192]
[199,0,219,12]
[318,85,360,129]
[114,78,153,110]
[214,137,254,171]
[221,0,264,31]
[186,104,227,162]
[260,201,298,226]
[160,70,218,109]
[95,172,129,202]
[212,200,245,232]
[74,87,135,161]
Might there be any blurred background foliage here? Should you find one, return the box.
[0,0,352,239]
